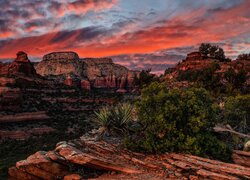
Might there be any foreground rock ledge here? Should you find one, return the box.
[9,136,250,180]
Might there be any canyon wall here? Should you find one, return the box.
[35,52,138,92]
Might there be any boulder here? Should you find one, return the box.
[81,79,91,90]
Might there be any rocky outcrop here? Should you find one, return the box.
[43,51,79,61]
[81,79,91,90]
[0,51,37,77]
[186,51,207,61]
[35,52,83,77]
[9,135,250,179]
[232,150,250,167]
[0,77,16,86]
[34,52,138,91]
[164,52,250,88]
[81,58,137,91]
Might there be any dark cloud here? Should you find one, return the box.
[50,26,107,44]
[0,0,117,39]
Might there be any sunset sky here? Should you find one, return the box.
[0,0,250,74]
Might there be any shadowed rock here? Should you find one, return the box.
[9,135,250,179]
[0,51,37,76]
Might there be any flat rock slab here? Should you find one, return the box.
[8,136,250,179]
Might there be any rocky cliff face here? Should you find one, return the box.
[8,134,250,179]
[0,51,119,141]
[35,52,83,77]
[0,52,41,112]
[35,52,138,91]
[0,51,37,77]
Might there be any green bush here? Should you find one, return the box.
[94,103,133,136]
[125,82,231,161]
[134,69,158,88]
[223,95,250,133]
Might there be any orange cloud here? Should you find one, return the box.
[68,0,117,15]
[0,0,249,60]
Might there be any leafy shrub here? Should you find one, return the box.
[94,103,133,136]
[223,95,250,133]
[125,82,231,161]
[224,68,247,91]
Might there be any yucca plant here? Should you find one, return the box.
[94,107,112,136]
[111,103,133,134]
[93,103,133,136]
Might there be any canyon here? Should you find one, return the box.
[1,50,250,179]
[0,51,136,143]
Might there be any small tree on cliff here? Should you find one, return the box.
[199,43,228,62]
[134,69,157,88]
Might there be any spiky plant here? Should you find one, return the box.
[94,107,112,136]
[111,103,133,134]
[93,103,133,136]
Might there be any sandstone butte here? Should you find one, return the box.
[35,51,139,92]
[8,134,250,180]
[0,51,138,113]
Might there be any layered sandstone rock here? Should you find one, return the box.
[0,51,37,76]
[35,52,138,91]
[232,150,250,167]
[0,111,50,123]
[0,77,16,86]
[82,58,134,90]
[0,127,55,140]
[9,135,250,179]
[35,52,83,77]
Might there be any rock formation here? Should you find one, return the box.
[164,51,250,88]
[0,51,37,76]
[35,52,83,77]
[185,51,208,61]
[80,79,91,90]
[9,135,250,179]
[35,52,138,91]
